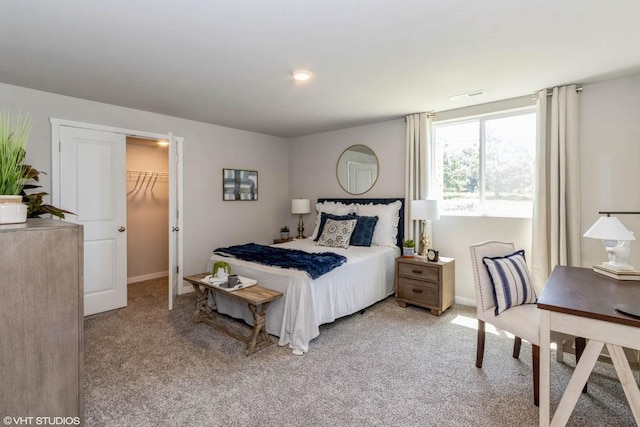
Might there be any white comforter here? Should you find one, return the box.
[207,238,398,354]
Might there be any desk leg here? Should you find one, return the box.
[540,310,551,427]
[552,339,604,426]
[608,343,640,422]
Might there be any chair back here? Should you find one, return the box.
[469,241,515,320]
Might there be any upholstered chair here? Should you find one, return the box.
[470,240,542,406]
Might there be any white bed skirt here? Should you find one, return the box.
[207,239,398,354]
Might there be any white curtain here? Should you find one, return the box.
[405,113,433,244]
[531,85,582,291]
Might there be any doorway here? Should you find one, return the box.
[126,137,170,285]
[50,119,183,315]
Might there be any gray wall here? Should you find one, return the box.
[0,82,290,291]
[3,72,639,304]
[580,74,640,270]
[289,76,640,305]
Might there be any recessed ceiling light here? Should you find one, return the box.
[292,70,313,81]
[157,140,169,147]
[449,90,487,101]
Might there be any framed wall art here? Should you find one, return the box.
[223,168,258,201]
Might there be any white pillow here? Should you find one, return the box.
[310,201,355,239]
[355,201,402,247]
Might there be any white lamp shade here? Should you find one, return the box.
[291,198,311,214]
[583,216,636,241]
[410,199,440,221]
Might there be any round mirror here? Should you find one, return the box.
[336,145,379,195]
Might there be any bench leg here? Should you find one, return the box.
[246,301,272,356]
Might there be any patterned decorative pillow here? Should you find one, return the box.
[314,213,379,247]
[482,250,537,315]
[317,219,358,249]
[310,202,355,240]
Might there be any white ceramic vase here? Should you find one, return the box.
[0,195,28,224]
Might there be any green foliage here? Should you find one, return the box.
[402,239,415,248]
[212,261,231,276]
[0,112,32,195]
[280,226,289,232]
[441,131,534,200]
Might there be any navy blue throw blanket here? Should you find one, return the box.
[213,243,347,279]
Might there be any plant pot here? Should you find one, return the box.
[402,247,415,258]
[0,196,27,224]
[281,232,289,239]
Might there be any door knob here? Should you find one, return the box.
[118,226,126,232]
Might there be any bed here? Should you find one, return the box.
[207,198,404,355]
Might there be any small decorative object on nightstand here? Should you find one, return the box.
[395,256,455,316]
[280,226,290,240]
[427,248,439,262]
[402,239,415,258]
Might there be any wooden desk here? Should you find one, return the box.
[538,266,640,426]
[184,273,283,356]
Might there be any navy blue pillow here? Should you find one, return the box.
[314,213,378,247]
[349,215,378,246]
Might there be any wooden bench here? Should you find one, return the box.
[184,273,283,356]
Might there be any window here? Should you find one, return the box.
[432,108,536,217]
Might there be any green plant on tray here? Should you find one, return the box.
[212,261,231,276]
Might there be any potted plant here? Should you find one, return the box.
[212,261,231,278]
[280,226,290,239]
[402,239,415,258]
[0,112,31,223]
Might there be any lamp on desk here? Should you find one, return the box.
[583,213,636,271]
[410,199,440,257]
[291,198,311,239]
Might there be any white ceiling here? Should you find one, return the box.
[2,1,640,138]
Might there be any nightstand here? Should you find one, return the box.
[395,256,455,316]
[273,237,295,244]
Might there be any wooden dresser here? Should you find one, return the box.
[0,219,84,422]
[395,256,455,316]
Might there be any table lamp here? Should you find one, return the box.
[410,199,440,257]
[583,214,636,271]
[291,198,311,239]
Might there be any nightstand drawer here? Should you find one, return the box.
[398,263,439,282]
[397,278,438,306]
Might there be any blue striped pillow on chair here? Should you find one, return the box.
[482,250,537,315]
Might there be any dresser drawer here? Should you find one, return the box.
[397,278,439,307]
[398,262,439,282]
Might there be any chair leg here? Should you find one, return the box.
[513,337,522,359]
[476,320,485,368]
[533,344,540,407]
[575,337,588,393]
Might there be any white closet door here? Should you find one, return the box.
[59,126,127,315]
[168,134,182,310]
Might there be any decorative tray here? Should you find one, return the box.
[201,275,257,292]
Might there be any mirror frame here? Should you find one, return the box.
[336,144,379,195]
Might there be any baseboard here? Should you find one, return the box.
[128,271,168,284]
[455,296,476,307]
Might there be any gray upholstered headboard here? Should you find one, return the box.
[316,198,405,249]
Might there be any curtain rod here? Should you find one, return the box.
[546,85,583,96]
[599,211,640,217]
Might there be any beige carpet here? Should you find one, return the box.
[83,277,636,426]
